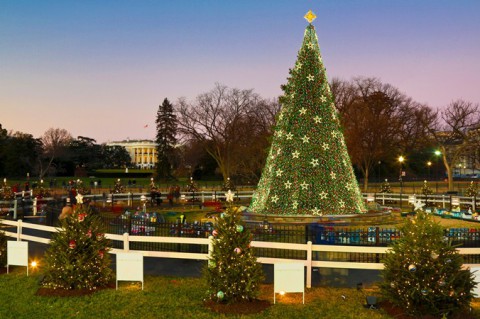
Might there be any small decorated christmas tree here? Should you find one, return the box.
[380,179,392,193]
[112,178,125,194]
[421,180,433,196]
[0,229,6,267]
[381,209,476,317]
[186,177,198,193]
[205,190,264,303]
[34,180,51,198]
[0,179,14,200]
[465,181,477,198]
[42,194,113,290]
[222,177,236,192]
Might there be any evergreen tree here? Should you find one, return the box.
[112,178,125,194]
[186,177,198,193]
[250,11,365,216]
[421,180,433,196]
[465,181,477,197]
[42,196,113,290]
[205,191,264,303]
[155,98,177,180]
[0,179,14,200]
[222,177,236,192]
[381,210,476,317]
[0,229,6,267]
[380,179,392,193]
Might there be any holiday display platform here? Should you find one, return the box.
[249,11,372,221]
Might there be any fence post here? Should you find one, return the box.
[17,219,23,241]
[33,197,37,215]
[306,241,312,288]
[13,199,18,220]
[123,232,130,251]
[208,235,214,260]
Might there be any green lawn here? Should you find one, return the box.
[2,269,455,319]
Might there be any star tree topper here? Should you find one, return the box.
[304,10,317,23]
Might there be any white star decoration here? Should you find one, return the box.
[319,191,327,200]
[307,74,314,81]
[320,96,327,103]
[301,135,310,143]
[292,150,300,159]
[292,201,299,209]
[330,172,336,180]
[313,116,322,124]
[271,195,279,203]
[339,200,345,208]
[225,190,235,202]
[286,132,293,140]
[345,183,353,191]
[276,130,283,137]
[331,131,339,138]
[276,148,282,155]
[291,93,295,98]
[307,42,314,49]
[310,158,319,167]
[322,143,329,151]
[296,62,302,70]
[299,107,307,115]
[413,199,425,211]
[300,182,309,190]
[276,169,283,177]
[312,207,321,215]
[76,193,84,204]
[279,113,284,120]
[284,181,292,189]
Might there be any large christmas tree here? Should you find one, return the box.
[381,210,476,317]
[205,191,264,303]
[42,195,113,290]
[250,11,365,216]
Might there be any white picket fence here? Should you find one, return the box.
[2,219,480,288]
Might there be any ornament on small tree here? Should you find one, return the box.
[69,240,76,249]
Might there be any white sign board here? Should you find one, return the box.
[274,262,305,304]
[470,266,480,297]
[116,252,144,290]
[7,241,29,276]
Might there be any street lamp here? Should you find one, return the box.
[398,156,405,208]
[434,150,442,192]
[427,161,432,180]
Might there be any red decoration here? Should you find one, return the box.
[86,229,92,238]
[96,233,103,241]
[212,230,218,237]
[78,213,86,222]
[69,240,76,249]
[98,250,104,259]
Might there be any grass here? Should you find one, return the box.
[0,269,420,319]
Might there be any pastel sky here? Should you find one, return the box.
[1,0,479,143]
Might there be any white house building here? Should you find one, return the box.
[107,139,157,169]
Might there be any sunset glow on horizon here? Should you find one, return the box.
[1,0,479,143]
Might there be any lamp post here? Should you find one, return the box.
[398,156,405,208]
[434,150,441,193]
[427,161,432,181]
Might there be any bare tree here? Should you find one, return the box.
[176,83,278,182]
[422,100,480,190]
[38,128,73,178]
[333,77,431,191]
